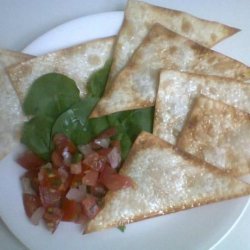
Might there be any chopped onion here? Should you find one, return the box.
[94,138,110,148]
[62,150,72,165]
[21,177,35,195]
[43,163,53,169]
[66,185,86,202]
[30,207,45,225]
[70,163,82,174]
[38,163,53,182]
[107,147,121,169]
[78,144,93,156]
[79,184,87,194]
[58,167,69,179]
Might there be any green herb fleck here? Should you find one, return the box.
[71,153,82,163]
[117,225,126,232]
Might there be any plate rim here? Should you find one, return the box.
[0,10,249,250]
[22,11,124,56]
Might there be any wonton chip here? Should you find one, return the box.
[92,24,250,117]
[0,49,33,159]
[153,70,250,145]
[177,96,250,176]
[7,37,114,102]
[107,0,239,88]
[86,132,250,233]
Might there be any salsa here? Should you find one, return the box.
[17,128,133,233]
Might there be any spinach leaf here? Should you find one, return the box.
[21,116,54,160]
[23,73,80,118]
[109,108,154,159]
[122,107,154,141]
[52,97,98,145]
[87,59,112,98]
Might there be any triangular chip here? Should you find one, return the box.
[92,24,250,117]
[0,49,33,159]
[7,37,114,102]
[107,0,239,88]
[86,132,250,233]
[176,96,250,176]
[153,70,250,146]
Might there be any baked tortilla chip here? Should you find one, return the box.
[153,70,250,145]
[0,49,33,159]
[7,37,114,102]
[86,132,250,233]
[92,24,250,117]
[107,0,239,87]
[177,96,250,176]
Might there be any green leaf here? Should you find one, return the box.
[51,97,98,145]
[87,59,112,98]
[21,116,54,160]
[117,225,126,232]
[71,153,82,163]
[86,116,110,136]
[23,73,80,118]
[123,107,154,141]
[117,133,133,160]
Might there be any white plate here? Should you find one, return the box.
[0,8,250,250]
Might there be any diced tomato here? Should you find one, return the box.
[17,151,45,171]
[51,151,65,168]
[43,207,63,233]
[39,186,61,207]
[89,184,107,198]
[70,162,82,174]
[53,134,77,155]
[61,198,81,222]
[91,128,116,149]
[19,128,134,233]
[38,166,69,193]
[83,152,106,172]
[81,163,92,172]
[24,171,40,194]
[96,147,112,157]
[100,164,115,175]
[100,166,133,191]
[23,193,41,218]
[111,140,120,150]
[82,170,99,186]
[57,168,71,193]
[75,213,89,225]
[82,196,100,219]
[70,174,83,188]
[96,127,117,139]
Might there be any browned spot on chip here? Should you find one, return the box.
[187,115,198,129]
[211,33,217,43]
[19,63,32,77]
[87,54,101,66]
[190,43,208,55]
[181,19,192,33]
[207,56,217,64]
[168,46,178,55]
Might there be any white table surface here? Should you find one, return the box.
[0,0,249,249]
